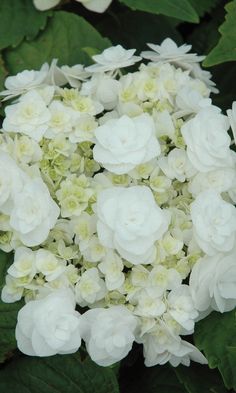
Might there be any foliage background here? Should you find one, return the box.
[0,0,236,392]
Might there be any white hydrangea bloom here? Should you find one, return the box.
[45,100,80,139]
[75,267,107,306]
[141,38,205,69]
[0,63,49,100]
[167,285,198,332]
[3,90,51,142]
[0,152,26,214]
[1,275,24,303]
[97,186,170,264]
[15,289,82,356]
[159,148,196,182]
[190,190,236,255]
[10,178,60,247]
[93,114,161,174]
[188,168,236,197]
[99,250,125,290]
[33,0,60,11]
[7,247,36,279]
[80,305,137,366]
[86,45,141,73]
[190,249,236,313]
[181,107,233,172]
[35,249,66,281]
[77,0,112,13]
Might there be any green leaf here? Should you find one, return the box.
[0,0,51,50]
[0,56,8,91]
[174,364,228,393]
[120,361,187,393]
[0,353,119,393]
[194,310,236,390]
[188,0,221,17]
[203,1,236,66]
[97,11,182,53]
[118,0,199,23]
[4,11,111,74]
[0,251,23,363]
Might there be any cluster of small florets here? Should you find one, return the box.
[1,39,236,368]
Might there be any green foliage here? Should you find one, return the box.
[118,0,199,23]
[194,310,236,390]
[119,361,187,393]
[174,364,228,393]
[0,354,119,393]
[204,0,236,66]
[0,251,23,363]
[0,56,8,90]
[4,11,111,74]
[97,11,182,53]
[0,0,51,50]
[188,0,221,17]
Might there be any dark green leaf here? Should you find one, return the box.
[194,310,236,390]
[0,0,51,50]
[0,353,119,393]
[0,251,23,363]
[98,10,182,53]
[188,0,221,17]
[174,363,228,393]
[0,56,8,92]
[4,11,111,74]
[120,360,187,393]
[118,0,199,23]
[203,1,236,66]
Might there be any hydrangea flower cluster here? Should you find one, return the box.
[1,39,236,368]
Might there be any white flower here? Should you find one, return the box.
[158,148,196,182]
[227,101,236,145]
[93,114,161,174]
[35,249,66,281]
[81,73,120,110]
[0,63,49,100]
[99,250,124,290]
[45,100,80,139]
[191,190,236,255]
[80,235,106,263]
[141,38,205,69]
[1,275,24,303]
[80,305,137,366]
[77,0,112,13]
[15,289,82,356]
[33,0,60,10]
[147,266,182,298]
[168,341,207,367]
[176,86,212,116]
[167,285,198,332]
[10,177,60,247]
[75,267,106,306]
[134,290,166,318]
[181,107,233,172]
[12,135,42,164]
[190,249,236,313]
[140,322,206,367]
[188,168,236,197]
[69,115,97,143]
[86,45,141,73]
[3,90,51,142]
[0,152,26,214]
[60,64,89,87]
[7,247,36,279]
[97,186,170,264]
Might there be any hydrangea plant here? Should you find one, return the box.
[0,40,235,372]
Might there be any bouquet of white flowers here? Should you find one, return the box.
[0,38,236,368]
